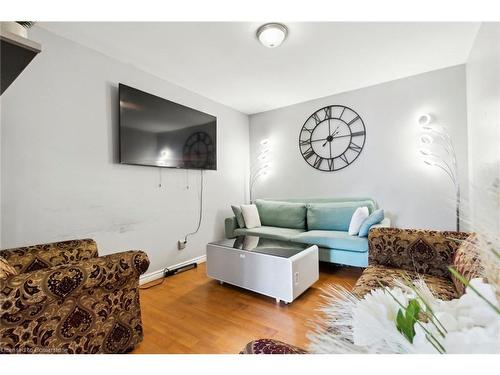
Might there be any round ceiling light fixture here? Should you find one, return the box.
[256,23,288,48]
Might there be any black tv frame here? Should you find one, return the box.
[118,83,217,170]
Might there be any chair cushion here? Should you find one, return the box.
[240,339,307,354]
[234,226,305,241]
[255,200,307,229]
[307,201,376,231]
[352,265,458,301]
[293,230,368,252]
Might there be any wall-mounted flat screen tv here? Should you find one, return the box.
[119,83,217,170]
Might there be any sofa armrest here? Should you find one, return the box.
[368,227,469,278]
[0,239,99,274]
[0,250,149,353]
[225,217,239,239]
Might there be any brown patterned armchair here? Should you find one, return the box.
[241,228,482,354]
[0,239,150,354]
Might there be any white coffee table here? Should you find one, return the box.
[206,236,319,304]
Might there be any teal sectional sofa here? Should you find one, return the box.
[224,198,390,267]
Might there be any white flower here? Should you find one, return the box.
[352,287,414,352]
[412,278,500,353]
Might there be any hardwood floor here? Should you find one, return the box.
[133,262,362,354]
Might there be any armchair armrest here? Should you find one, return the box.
[225,216,239,239]
[368,227,469,278]
[0,250,150,354]
[0,239,98,274]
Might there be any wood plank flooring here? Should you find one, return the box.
[133,262,362,354]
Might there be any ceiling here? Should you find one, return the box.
[39,22,480,114]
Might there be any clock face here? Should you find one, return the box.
[299,105,366,171]
[183,131,215,169]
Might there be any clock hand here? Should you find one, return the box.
[322,126,341,146]
[330,126,339,137]
[331,134,353,139]
[310,137,328,143]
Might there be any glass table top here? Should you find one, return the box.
[209,236,311,258]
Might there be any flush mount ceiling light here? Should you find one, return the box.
[256,23,288,48]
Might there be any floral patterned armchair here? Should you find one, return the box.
[0,239,149,354]
[241,228,481,354]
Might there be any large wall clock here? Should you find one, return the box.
[299,105,366,172]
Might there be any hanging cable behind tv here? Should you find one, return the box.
[178,169,204,249]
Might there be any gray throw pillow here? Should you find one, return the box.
[231,205,246,228]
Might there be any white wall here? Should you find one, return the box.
[466,23,500,235]
[249,66,469,231]
[1,27,250,278]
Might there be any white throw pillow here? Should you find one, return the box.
[348,206,369,235]
[240,204,261,229]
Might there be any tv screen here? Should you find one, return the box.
[119,83,217,170]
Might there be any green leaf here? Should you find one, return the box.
[396,298,421,343]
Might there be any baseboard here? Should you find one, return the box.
[139,254,207,285]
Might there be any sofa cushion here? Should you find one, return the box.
[241,204,261,228]
[231,205,246,228]
[358,209,385,237]
[307,201,376,231]
[255,200,307,229]
[368,227,468,279]
[352,265,458,301]
[292,230,368,252]
[234,226,305,241]
[348,206,369,235]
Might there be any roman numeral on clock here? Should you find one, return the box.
[323,106,332,119]
[348,142,362,153]
[327,158,334,171]
[339,154,349,164]
[303,147,315,160]
[299,139,311,146]
[313,156,323,168]
[351,131,365,137]
[311,113,322,125]
[347,116,360,127]
[339,107,346,119]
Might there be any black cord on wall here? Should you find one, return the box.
[183,169,204,242]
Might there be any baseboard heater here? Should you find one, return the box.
[164,262,198,277]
